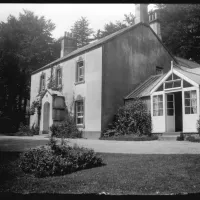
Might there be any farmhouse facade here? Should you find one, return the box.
[30,4,200,138]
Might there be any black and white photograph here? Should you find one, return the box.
[0,2,200,197]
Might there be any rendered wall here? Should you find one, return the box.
[29,68,51,129]
[102,24,174,131]
[54,47,102,138]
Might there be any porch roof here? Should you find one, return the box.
[174,66,200,85]
[124,74,166,99]
[40,89,64,99]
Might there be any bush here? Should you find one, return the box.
[15,123,40,136]
[185,135,200,143]
[100,134,158,141]
[50,115,82,138]
[16,123,34,136]
[19,137,104,177]
[176,132,185,141]
[102,98,152,138]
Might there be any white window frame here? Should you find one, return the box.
[75,100,84,126]
[40,74,45,92]
[76,60,84,83]
[184,90,197,114]
[153,94,163,116]
[56,68,62,88]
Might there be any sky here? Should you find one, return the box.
[0,4,156,39]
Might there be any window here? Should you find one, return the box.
[40,74,45,92]
[167,94,174,116]
[184,90,197,114]
[56,68,62,88]
[164,73,181,90]
[183,80,193,88]
[76,59,84,83]
[153,95,163,116]
[156,66,163,75]
[75,101,84,125]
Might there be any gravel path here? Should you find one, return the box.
[0,135,200,154]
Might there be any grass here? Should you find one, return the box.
[1,151,200,195]
[100,134,158,141]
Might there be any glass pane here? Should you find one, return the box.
[183,80,193,88]
[153,103,158,110]
[173,73,180,80]
[167,102,173,109]
[167,109,174,116]
[77,118,83,124]
[173,80,181,87]
[158,102,163,109]
[158,95,163,102]
[153,110,158,116]
[166,74,172,81]
[191,106,197,114]
[165,82,173,89]
[191,99,197,107]
[184,91,190,99]
[158,109,163,116]
[167,94,173,101]
[191,90,197,99]
[153,96,158,103]
[79,67,83,76]
[77,113,83,117]
[156,84,163,92]
[185,99,190,107]
[185,107,190,114]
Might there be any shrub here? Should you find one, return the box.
[16,123,34,136]
[15,123,40,136]
[102,98,152,137]
[19,137,104,177]
[100,134,158,141]
[176,132,185,141]
[30,124,40,135]
[50,115,82,138]
[186,135,200,143]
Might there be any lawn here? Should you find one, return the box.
[1,151,200,195]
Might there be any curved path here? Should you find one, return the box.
[0,135,200,154]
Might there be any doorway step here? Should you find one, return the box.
[158,132,181,141]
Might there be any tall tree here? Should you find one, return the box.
[157,4,200,63]
[93,13,135,39]
[0,10,60,131]
[70,17,94,48]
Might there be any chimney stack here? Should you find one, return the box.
[148,9,162,40]
[60,31,77,58]
[135,4,149,24]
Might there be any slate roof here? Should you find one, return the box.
[124,74,166,99]
[32,22,176,75]
[39,89,64,99]
[175,56,200,69]
[174,65,200,85]
[125,58,200,100]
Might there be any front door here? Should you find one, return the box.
[166,93,175,132]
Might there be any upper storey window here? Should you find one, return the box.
[76,57,85,84]
[39,73,45,92]
[56,67,62,88]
